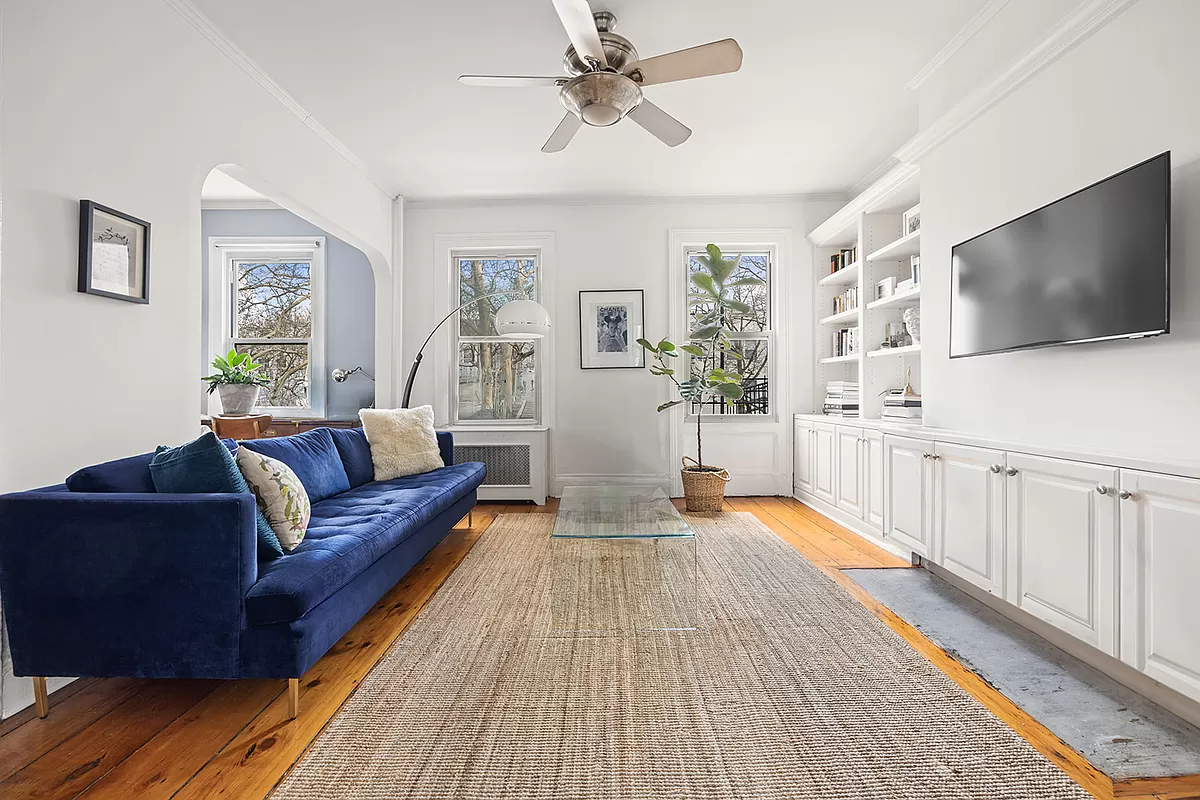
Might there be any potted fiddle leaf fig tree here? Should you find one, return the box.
[203,349,270,416]
[639,244,764,512]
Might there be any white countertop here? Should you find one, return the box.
[794,413,1200,482]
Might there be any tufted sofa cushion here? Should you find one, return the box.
[244,462,486,625]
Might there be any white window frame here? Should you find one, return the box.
[206,236,327,418]
[431,232,555,432]
[682,246,774,420]
[450,249,543,426]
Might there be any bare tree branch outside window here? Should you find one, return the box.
[232,260,312,408]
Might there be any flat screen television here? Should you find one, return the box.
[949,152,1171,358]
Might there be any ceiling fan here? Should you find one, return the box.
[459,0,743,153]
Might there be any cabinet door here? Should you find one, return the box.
[1119,470,1200,702]
[835,426,864,518]
[934,442,1006,595]
[812,422,836,505]
[1005,453,1118,655]
[884,435,932,557]
[863,430,884,532]
[793,420,814,495]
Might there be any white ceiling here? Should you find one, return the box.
[191,0,987,201]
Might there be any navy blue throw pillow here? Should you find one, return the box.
[242,428,351,503]
[150,431,283,559]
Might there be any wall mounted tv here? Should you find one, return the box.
[950,151,1171,359]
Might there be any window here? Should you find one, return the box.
[209,238,325,416]
[454,253,539,424]
[686,248,771,416]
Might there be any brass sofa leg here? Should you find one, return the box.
[33,677,49,719]
[288,678,299,720]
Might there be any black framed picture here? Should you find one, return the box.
[579,289,645,369]
[78,200,150,304]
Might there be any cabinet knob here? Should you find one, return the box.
[929,454,941,461]
[989,464,1003,473]
[922,453,931,460]
[1119,490,1135,501]
[1005,467,1019,476]
[1096,484,1109,495]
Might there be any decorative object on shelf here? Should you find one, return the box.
[331,366,374,383]
[903,306,922,345]
[897,278,915,293]
[203,348,269,416]
[402,291,551,408]
[903,203,921,235]
[78,200,150,304]
[885,321,908,349]
[640,244,762,512]
[579,289,644,369]
[881,369,922,421]
[910,254,921,285]
[876,276,897,300]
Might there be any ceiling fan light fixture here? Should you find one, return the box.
[560,72,642,128]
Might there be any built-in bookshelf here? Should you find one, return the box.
[809,164,923,421]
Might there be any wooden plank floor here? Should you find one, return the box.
[0,498,1189,800]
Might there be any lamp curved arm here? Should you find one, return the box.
[401,290,527,408]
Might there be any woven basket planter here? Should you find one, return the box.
[680,456,732,512]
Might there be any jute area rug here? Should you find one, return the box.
[272,513,1090,800]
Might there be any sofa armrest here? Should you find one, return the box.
[0,491,258,679]
[437,431,454,467]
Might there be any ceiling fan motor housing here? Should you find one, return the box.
[562,12,638,74]
[560,72,643,127]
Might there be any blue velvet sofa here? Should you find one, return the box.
[0,427,485,718]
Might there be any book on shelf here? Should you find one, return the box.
[832,326,860,357]
[880,372,922,421]
[823,380,860,417]
[829,246,858,274]
[831,285,858,314]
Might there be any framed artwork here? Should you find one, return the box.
[579,289,645,369]
[903,203,921,236]
[78,200,150,303]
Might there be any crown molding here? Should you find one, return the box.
[201,199,283,211]
[896,0,1142,164]
[162,0,398,199]
[906,0,1013,90]
[808,163,920,247]
[848,157,901,200]
[405,191,847,211]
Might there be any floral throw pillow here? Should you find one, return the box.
[236,447,311,552]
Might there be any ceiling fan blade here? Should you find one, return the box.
[550,0,607,69]
[626,38,743,87]
[628,100,692,147]
[542,113,583,153]
[459,75,568,88]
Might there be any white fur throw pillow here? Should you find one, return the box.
[235,448,311,552]
[359,405,445,480]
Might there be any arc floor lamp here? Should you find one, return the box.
[401,292,551,408]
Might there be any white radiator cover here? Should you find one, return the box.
[447,428,548,505]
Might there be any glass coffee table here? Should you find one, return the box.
[550,485,697,635]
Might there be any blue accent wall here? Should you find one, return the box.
[201,209,375,419]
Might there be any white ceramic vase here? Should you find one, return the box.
[903,307,922,345]
[217,384,261,416]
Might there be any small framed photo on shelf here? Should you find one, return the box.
[903,203,921,236]
[78,200,150,304]
[579,289,645,369]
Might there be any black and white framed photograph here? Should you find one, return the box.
[78,200,150,303]
[579,289,645,369]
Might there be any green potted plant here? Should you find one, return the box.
[203,349,270,416]
[639,244,764,512]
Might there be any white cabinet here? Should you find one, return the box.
[793,419,814,495]
[934,443,1006,596]
[863,430,884,532]
[812,422,836,505]
[1005,453,1119,655]
[835,426,864,518]
[1119,470,1200,701]
[883,435,932,557]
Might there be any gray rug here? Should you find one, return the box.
[271,513,1091,799]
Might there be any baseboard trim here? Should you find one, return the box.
[791,490,913,562]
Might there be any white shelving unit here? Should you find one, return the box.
[809,164,923,421]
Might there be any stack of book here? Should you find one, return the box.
[833,326,859,357]
[882,386,923,421]
[824,381,860,418]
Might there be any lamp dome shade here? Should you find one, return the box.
[494,298,551,339]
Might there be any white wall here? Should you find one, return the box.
[919,0,1200,461]
[0,0,395,717]
[403,198,839,493]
